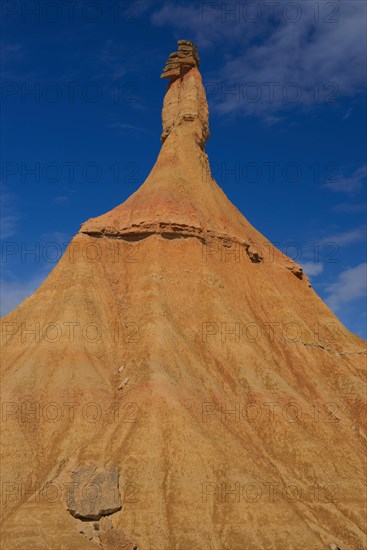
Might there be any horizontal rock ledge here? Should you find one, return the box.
[79,223,263,262]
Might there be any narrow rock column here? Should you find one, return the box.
[160,40,209,149]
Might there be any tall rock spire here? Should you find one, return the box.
[80,40,258,254]
[160,40,209,148]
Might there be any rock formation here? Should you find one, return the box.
[0,40,366,550]
[160,40,199,79]
[67,465,122,520]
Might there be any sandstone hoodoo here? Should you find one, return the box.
[1,41,366,550]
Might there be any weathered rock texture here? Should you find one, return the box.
[0,40,366,550]
[160,39,199,79]
[67,465,121,520]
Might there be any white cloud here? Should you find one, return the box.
[151,1,268,47]
[319,225,366,247]
[325,263,367,311]
[300,261,324,277]
[152,0,366,118]
[324,165,366,194]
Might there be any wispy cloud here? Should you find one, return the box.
[343,107,353,120]
[319,225,366,247]
[151,1,266,48]
[97,39,129,80]
[152,0,366,119]
[300,261,324,277]
[123,0,155,20]
[325,262,367,311]
[324,164,366,194]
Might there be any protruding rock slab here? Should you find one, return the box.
[161,39,199,79]
[67,465,122,520]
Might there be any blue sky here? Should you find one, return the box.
[1,0,366,337]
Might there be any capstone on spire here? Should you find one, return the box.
[160,40,200,80]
